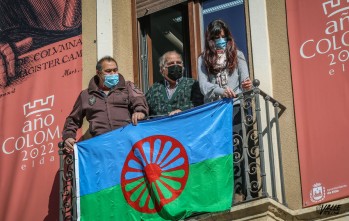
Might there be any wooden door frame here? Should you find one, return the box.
[188,0,202,80]
[132,0,203,88]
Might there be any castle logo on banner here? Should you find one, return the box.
[2,95,59,170]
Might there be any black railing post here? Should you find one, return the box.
[58,142,64,221]
[240,96,252,200]
[265,96,278,201]
[253,80,268,197]
[58,141,77,221]
[274,103,287,206]
[72,154,77,221]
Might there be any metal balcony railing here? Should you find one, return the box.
[58,143,76,221]
[231,79,287,207]
[58,79,287,220]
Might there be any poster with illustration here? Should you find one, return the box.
[286,0,349,207]
[0,0,82,220]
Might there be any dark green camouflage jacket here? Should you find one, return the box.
[146,78,203,116]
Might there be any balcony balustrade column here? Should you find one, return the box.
[265,96,278,201]
[274,102,287,206]
[58,142,77,221]
[59,142,64,221]
[240,97,252,200]
[253,80,268,197]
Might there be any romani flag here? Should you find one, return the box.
[74,99,234,220]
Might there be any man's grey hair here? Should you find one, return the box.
[158,51,183,72]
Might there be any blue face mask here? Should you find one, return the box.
[104,74,119,88]
[215,37,227,49]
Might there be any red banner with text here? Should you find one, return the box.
[286,0,349,207]
[0,1,82,220]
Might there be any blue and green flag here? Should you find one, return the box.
[75,99,234,220]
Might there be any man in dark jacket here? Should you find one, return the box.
[62,56,148,151]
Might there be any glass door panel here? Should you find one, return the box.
[148,3,191,84]
[202,0,248,63]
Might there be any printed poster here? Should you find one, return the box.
[286,0,349,207]
[0,1,82,220]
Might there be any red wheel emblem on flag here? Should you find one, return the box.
[121,135,189,213]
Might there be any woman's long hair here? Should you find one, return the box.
[202,19,238,75]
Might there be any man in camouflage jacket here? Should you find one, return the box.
[146,51,203,116]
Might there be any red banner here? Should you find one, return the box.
[286,0,349,207]
[0,1,81,220]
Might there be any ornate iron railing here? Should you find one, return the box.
[58,79,287,220]
[58,142,77,221]
[232,79,287,206]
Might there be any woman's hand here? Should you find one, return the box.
[241,78,252,90]
[223,87,236,98]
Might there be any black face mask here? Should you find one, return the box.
[167,65,183,81]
